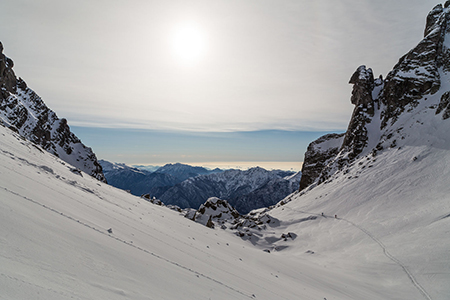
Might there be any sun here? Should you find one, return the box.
[171,24,206,64]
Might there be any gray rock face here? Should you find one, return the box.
[298,133,344,191]
[341,67,383,162]
[0,42,17,99]
[299,4,450,191]
[0,42,106,182]
[349,65,375,109]
[380,3,446,128]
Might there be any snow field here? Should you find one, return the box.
[1,124,400,300]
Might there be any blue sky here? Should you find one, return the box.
[0,0,438,169]
[71,126,334,170]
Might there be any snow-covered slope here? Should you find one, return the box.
[248,126,450,299]
[232,4,450,299]
[0,123,408,300]
[2,4,450,300]
[187,5,450,299]
[0,42,105,182]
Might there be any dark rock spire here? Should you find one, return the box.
[0,42,17,99]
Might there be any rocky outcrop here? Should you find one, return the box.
[0,42,106,182]
[142,194,281,242]
[299,3,450,191]
[380,3,448,128]
[191,197,241,229]
[298,133,344,191]
[349,65,375,109]
[341,66,382,161]
[0,42,17,100]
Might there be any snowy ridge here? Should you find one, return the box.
[0,42,105,182]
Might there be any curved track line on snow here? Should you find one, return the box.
[284,207,432,300]
[340,218,432,300]
[0,186,255,300]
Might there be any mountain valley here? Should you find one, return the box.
[1,3,450,299]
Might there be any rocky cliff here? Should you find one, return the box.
[0,42,106,182]
[298,133,344,191]
[300,2,450,191]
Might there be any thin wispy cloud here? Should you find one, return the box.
[1,0,436,132]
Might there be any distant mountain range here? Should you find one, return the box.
[159,167,300,214]
[99,161,224,198]
[153,163,223,182]
[100,160,301,213]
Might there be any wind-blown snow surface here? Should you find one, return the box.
[0,119,447,299]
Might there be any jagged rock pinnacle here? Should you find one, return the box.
[0,41,17,99]
[299,3,450,191]
[349,65,375,109]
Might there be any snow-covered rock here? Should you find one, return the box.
[191,197,240,228]
[0,42,105,182]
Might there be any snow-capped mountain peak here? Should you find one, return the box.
[0,42,106,182]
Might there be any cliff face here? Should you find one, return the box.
[0,42,106,182]
[300,3,450,191]
[298,133,344,191]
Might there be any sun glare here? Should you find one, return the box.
[171,24,206,64]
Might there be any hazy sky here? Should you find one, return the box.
[0,0,438,168]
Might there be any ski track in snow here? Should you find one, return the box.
[284,207,433,300]
[0,185,256,300]
[0,272,78,298]
[0,159,288,300]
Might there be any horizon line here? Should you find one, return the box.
[126,161,303,172]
